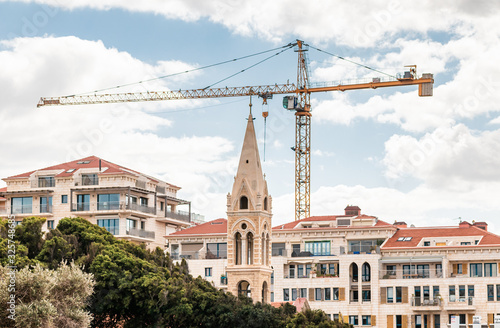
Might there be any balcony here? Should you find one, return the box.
[411,297,442,309]
[126,227,155,240]
[72,203,90,212]
[444,297,475,311]
[171,251,201,260]
[128,203,156,215]
[380,269,442,280]
[97,201,121,211]
[40,204,53,213]
[11,205,33,214]
[165,210,191,223]
[205,252,227,260]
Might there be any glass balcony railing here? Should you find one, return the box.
[11,205,33,214]
[40,204,53,213]
[97,201,121,211]
[411,297,441,307]
[126,227,155,240]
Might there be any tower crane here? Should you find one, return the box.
[38,40,434,221]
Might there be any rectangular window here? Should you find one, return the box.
[467,285,474,297]
[97,194,120,210]
[76,194,90,211]
[292,243,300,256]
[433,286,440,300]
[396,287,402,303]
[387,287,394,303]
[289,265,295,278]
[485,263,497,277]
[497,285,500,302]
[300,288,307,298]
[97,218,119,235]
[329,263,336,275]
[271,272,274,285]
[396,315,402,328]
[40,196,52,213]
[126,218,136,232]
[291,288,297,301]
[457,263,463,275]
[38,176,55,187]
[352,290,359,302]
[206,243,227,259]
[449,286,456,302]
[362,290,371,302]
[315,288,322,301]
[305,241,331,256]
[61,195,68,204]
[470,263,483,277]
[415,315,422,328]
[297,265,304,278]
[82,173,98,186]
[362,315,371,326]
[436,264,443,277]
[160,201,164,211]
[423,241,430,246]
[272,243,286,256]
[140,197,148,206]
[140,221,145,230]
[434,314,440,328]
[458,285,465,301]
[333,288,339,300]
[283,289,289,301]
[11,197,32,214]
[47,220,54,229]
[386,265,396,276]
[306,264,311,277]
[271,292,274,302]
[349,315,359,326]
[423,286,430,301]
[403,264,415,278]
[487,285,494,301]
[204,267,212,277]
[417,264,430,278]
[333,314,339,321]
[318,263,328,275]
[324,288,331,301]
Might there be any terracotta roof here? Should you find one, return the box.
[382,222,500,249]
[273,215,393,231]
[271,298,309,312]
[345,205,361,210]
[2,156,178,188]
[168,218,227,236]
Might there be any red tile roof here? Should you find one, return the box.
[168,218,227,236]
[3,156,178,188]
[382,222,500,249]
[271,298,309,312]
[272,215,393,231]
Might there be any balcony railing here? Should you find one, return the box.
[40,204,53,213]
[448,296,474,306]
[165,210,191,222]
[272,249,287,257]
[11,205,33,214]
[135,180,146,189]
[380,269,441,280]
[205,252,227,259]
[72,203,90,211]
[129,203,156,215]
[81,175,99,186]
[171,251,201,260]
[156,185,166,194]
[97,201,121,211]
[411,297,442,307]
[126,227,155,240]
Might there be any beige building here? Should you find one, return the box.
[0,156,192,249]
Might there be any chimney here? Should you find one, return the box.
[344,205,361,216]
[99,159,101,172]
[472,221,488,231]
[394,221,407,228]
[459,221,471,228]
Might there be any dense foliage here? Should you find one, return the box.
[0,217,352,328]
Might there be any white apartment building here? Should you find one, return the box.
[0,156,192,249]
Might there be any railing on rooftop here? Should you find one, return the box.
[126,227,155,240]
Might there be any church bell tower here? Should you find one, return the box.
[226,102,272,303]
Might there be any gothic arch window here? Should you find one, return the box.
[265,233,270,266]
[235,232,242,265]
[262,281,268,303]
[262,232,266,265]
[263,197,268,211]
[247,232,254,265]
[238,280,251,298]
[362,262,371,282]
[350,262,359,282]
[240,196,248,210]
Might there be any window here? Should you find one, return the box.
[318,263,328,275]
[433,286,440,300]
[423,241,430,246]
[306,264,312,277]
[283,289,289,301]
[387,287,394,303]
[468,285,474,297]
[396,287,402,303]
[160,201,164,211]
[300,288,307,298]
[456,263,463,275]
[76,194,90,211]
[324,288,331,301]
[272,243,286,256]
[460,241,471,245]
[396,315,402,328]
[126,218,136,232]
[40,196,52,213]
[297,265,304,278]
[362,290,371,302]
[423,286,430,301]
[349,239,378,253]
[291,288,297,301]
[315,288,322,301]
[362,263,371,282]
[351,290,359,302]
[470,263,483,277]
[270,292,274,302]
[436,264,442,277]
[239,196,248,209]
[140,221,145,230]
[11,197,32,214]
[458,285,465,301]
[305,241,331,256]
[61,195,68,204]
[333,314,339,321]
[204,267,212,277]
[333,288,339,300]
[140,197,148,206]
[289,265,295,278]
[292,244,300,256]
[97,219,119,235]
[497,285,500,302]
[349,316,358,325]
[386,265,396,276]
[97,194,120,210]
[485,263,497,277]
[415,315,422,328]
[271,272,274,285]
[362,315,371,326]
[81,173,98,186]
[434,314,440,328]
[329,263,336,275]
[449,286,456,302]
[38,176,55,187]
[47,220,54,229]
[206,243,227,259]
[488,285,494,301]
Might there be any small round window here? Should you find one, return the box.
[241,223,247,230]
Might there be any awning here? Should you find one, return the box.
[380,256,443,264]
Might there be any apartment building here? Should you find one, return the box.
[0,156,192,249]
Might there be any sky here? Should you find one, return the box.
[1,1,500,233]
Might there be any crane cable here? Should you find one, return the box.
[308,45,398,79]
[65,43,296,97]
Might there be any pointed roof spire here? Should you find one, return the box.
[231,102,267,201]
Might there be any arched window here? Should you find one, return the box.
[247,232,254,265]
[265,233,270,266]
[362,262,371,282]
[262,281,268,303]
[238,280,251,298]
[263,197,268,211]
[350,263,358,282]
[262,232,266,265]
[235,232,242,265]
[240,196,248,209]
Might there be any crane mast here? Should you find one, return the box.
[37,40,434,221]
